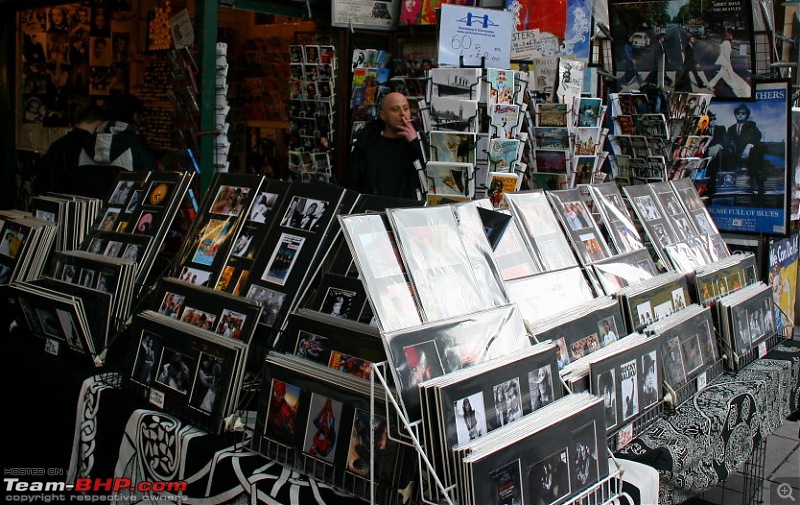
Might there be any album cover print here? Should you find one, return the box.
[527,449,570,505]
[262,232,305,286]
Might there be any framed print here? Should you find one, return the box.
[608,0,755,99]
[704,80,790,234]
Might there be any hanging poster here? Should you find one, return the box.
[703,80,790,235]
[768,233,798,334]
[791,107,800,222]
[331,0,401,31]
[607,0,755,99]
[505,0,592,63]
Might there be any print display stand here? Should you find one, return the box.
[367,360,624,505]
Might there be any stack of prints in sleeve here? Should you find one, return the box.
[587,332,664,437]
[31,193,103,254]
[713,282,777,372]
[691,252,758,306]
[417,342,561,502]
[0,211,58,284]
[453,392,610,505]
[644,304,721,405]
[82,170,194,292]
[527,295,627,378]
[615,271,692,333]
[585,181,660,295]
[11,248,136,366]
[123,307,252,434]
[254,352,417,505]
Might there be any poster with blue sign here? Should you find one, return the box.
[505,0,592,63]
[703,80,790,235]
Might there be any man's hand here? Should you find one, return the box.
[397,117,418,142]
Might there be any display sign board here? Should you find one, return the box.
[331,0,400,31]
[438,4,513,69]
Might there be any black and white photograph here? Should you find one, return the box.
[189,353,224,413]
[246,284,285,327]
[662,336,687,386]
[279,196,329,233]
[633,195,661,221]
[620,358,639,421]
[109,179,135,206]
[132,332,161,385]
[572,422,599,489]
[249,191,278,224]
[454,392,488,445]
[231,229,254,258]
[597,369,617,429]
[493,377,524,428]
[178,266,212,286]
[528,365,554,412]
[155,348,195,395]
[527,449,570,505]
[640,350,660,408]
[319,287,357,319]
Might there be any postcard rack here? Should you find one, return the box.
[367,361,625,505]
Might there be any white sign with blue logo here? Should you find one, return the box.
[438,4,513,69]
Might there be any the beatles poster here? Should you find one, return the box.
[608,0,755,99]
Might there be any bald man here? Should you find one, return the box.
[344,92,425,200]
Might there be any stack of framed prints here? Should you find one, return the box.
[483,208,544,281]
[504,190,579,271]
[339,212,423,333]
[670,177,731,261]
[80,170,195,290]
[381,304,528,424]
[588,182,645,256]
[504,266,597,325]
[51,250,137,327]
[587,332,663,437]
[453,392,610,505]
[615,271,692,333]
[11,244,140,364]
[588,248,660,296]
[692,252,758,305]
[148,277,263,344]
[527,295,627,374]
[31,193,103,254]
[274,308,384,379]
[254,352,416,505]
[170,173,267,295]
[244,181,353,335]
[124,310,250,434]
[451,201,509,308]
[547,188,614,266]
[645,304,720,403]
[11,275,115,366]
[0,212,58,285]
[713,282,777,371]
[623,183,683,268]
[386,206,493,322]
[417,342,562,502]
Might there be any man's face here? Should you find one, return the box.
[379,93,411,133]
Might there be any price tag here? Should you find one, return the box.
[758,341,767,358]
[44,338,60,356]
[149,388,166,408]
[438,4,513,69]
[696,370,707,391]
[616,423,634,450]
